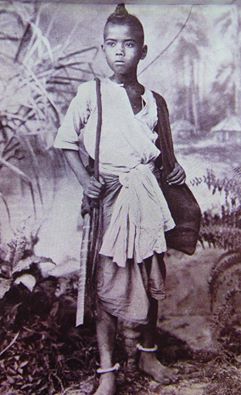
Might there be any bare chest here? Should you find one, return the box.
[124,85,145,115]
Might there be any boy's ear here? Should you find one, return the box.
[141,45,148,60]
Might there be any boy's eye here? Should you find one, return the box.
[125,42,135,48]
[106,41,116,47]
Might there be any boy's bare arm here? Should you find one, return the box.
[63,150,104,199]
[63,150,90,189]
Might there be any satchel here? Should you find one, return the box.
[160,180,201,255]
[152,92,201,255]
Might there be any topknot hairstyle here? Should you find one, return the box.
[104,3,144,46]
[112,3,129,18]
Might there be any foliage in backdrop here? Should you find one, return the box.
[1,3,241,394]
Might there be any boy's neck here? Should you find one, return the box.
[110,72,139,87]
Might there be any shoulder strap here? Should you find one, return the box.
[94,78,102,181]
[152,91,176,178]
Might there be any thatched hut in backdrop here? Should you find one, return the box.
[211,115,241,143]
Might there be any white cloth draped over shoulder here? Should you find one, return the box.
[54,78,175,267]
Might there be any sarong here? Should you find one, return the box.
[96,165,174,325]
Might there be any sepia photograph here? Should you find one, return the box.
[0,1,241,394]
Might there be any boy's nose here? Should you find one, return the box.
[115,43,125,56]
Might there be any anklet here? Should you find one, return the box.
[136,343,158,352]
[96,362,120,374]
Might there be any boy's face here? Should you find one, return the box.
[102,23,147,75]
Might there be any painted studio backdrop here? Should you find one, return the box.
[0,1,241,395]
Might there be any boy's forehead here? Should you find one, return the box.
[104,23,142,42]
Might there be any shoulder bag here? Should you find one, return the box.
[152,91,201,255]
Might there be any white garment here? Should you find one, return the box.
[54,78,160,174]
[54,80,95,151]
[54,78,175,266]
[99,163,175,267]
[83,78,160,174]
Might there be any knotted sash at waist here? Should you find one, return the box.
[99,163,175,267]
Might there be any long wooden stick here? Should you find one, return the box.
[94,77,102,182]
[76,212,91,326]
[76,78,102,326]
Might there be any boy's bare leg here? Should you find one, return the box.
[94,303,118,395]
[138,299,177,384]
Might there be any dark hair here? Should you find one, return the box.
[104,4,144,46]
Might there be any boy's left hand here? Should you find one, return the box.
[166,162,186,185]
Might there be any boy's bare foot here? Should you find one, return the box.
[138,352,178,385]
[93,372,116,395]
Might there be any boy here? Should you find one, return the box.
[54,4,186,395]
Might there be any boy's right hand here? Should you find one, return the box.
[84,175,105,200]
[81,176,105,217]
